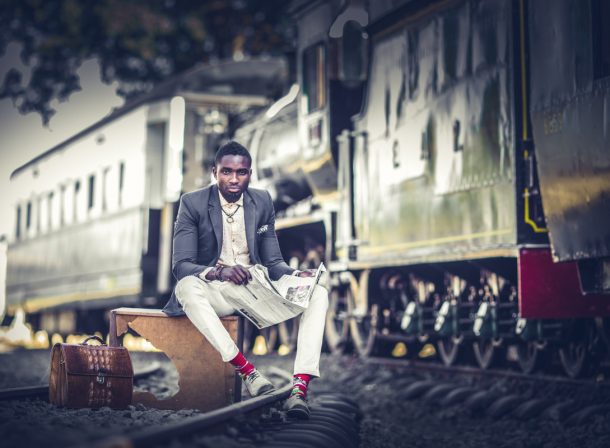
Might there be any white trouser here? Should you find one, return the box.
[175,275,329,377]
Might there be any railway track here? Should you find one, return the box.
[90,367,360,448]
[363,356,610,424]
[0,364,361,448]
[365,356,610,388]
[2,351,609,447]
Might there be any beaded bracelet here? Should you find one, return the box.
[216,265,225,281]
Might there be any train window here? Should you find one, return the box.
[36,196,42,234]
[47,192,53,230]
[442,12,459,82]
[592,0,610,79]
[26,201,32,231]
[102,167,110,212]
[88,174,96,211]
[74,180,81,222]
[15,205,21,240]
[302,43,327,113]
[59,184,66,226]
[341,21,368,85]
[118,161,125,207]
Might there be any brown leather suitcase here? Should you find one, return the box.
[49,335,133,409]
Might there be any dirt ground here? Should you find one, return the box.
[1,349,610,447]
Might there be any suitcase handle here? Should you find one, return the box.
[80,335,107,346]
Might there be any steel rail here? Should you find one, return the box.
[92,369,294,448]
[364,356,610,388]
[0,361,163,401]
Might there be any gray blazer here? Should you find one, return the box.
[162,184,294,316]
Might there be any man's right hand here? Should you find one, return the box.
[219,265,252,285]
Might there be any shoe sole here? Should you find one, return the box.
[286,405,310,419]
[254,384,276,397]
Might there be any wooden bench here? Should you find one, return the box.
[108,308,243,411]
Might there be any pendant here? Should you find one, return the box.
[226,216,234,223]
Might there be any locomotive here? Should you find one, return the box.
[5,0,610,380]
[234,0,610,377]
[4,58,288,336]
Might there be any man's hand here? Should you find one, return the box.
[297,269,316,278]
[220,265,252,285]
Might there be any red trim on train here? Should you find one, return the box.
[518,249,610,319]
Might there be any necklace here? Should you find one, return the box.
[221,204,241,223]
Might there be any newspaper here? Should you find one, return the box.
[220,263,327,329]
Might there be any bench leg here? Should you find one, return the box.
[108,310,120,347]
[233,316,245,403]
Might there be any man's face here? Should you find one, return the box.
[213,154,252,202]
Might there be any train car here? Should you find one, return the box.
[5,58,288,336]
[262,0,610,377]
[524,0,610,375]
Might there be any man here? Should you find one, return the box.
[163,140,328,419]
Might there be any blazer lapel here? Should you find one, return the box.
[244,190,257,261]
[208,185,223,254]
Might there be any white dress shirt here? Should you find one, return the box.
[199,191,299,281]
[217,192,251,267]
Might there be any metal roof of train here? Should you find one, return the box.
[11,57,288,179]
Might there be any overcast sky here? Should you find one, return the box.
[0,43,124,240]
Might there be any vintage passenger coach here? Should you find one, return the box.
[6,58,287,335]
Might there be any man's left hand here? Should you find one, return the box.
[297,270,315,278]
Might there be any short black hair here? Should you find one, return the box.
[215,141,252,167]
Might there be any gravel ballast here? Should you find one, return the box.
[1,349,610,447]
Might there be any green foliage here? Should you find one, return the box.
[0,0,294,124]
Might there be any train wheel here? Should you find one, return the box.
[351,303,391,357]
[260,325,279,354]
[437,335,464,366]
[242,320,256,353]
[558,319,595,378]
[595,318,610,362]
[325,288,350,354]
[516,341,546,374]
[244,321,279,355]
[278,317,299,354]
[473,338,504,370]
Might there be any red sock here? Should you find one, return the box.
[291,373,311,398]
[229,352,255,376]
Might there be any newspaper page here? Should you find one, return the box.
[221,263,326,329]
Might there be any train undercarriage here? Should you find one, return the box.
[323,262,610,379]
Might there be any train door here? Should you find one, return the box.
[142,119,167,304]
[336,128,368,262]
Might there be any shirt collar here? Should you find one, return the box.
[219,191,243,208]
